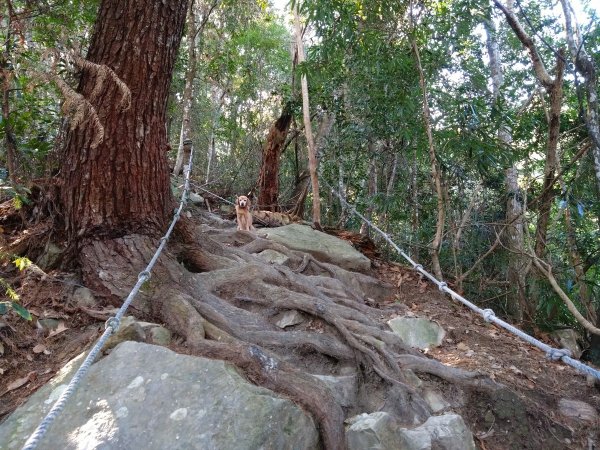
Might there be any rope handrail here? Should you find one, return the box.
[21,141,195,450]
[325,181,600,382]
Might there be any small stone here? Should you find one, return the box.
[457,342,469,351]
[38,318,60,331]
[274,310,305,328]
[558,398,599,423]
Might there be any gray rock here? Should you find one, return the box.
[558,398,599,423]
[36,242,63,270]
[312,374,357,408]
[346,412,405,450]
[550,329,583,359]
[263,224,371,272]
[102,316,146,351]
[387,317,446,350]
[256,249,289,265]
[137,322,172,346]
[189,192,204,204]
[0,341,319,450]
[72,287,97,309]
[346,412,475,450]
[415,413,476,450]
[37,318,60,331]
[423,389,450,413]
[274,310,305,328]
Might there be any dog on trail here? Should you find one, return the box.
[235,195,255,231]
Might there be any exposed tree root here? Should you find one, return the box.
[76,222,503,449]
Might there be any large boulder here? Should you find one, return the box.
[261,224,371,272]
[0,341,319,450]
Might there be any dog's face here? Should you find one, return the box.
[237,195,250,209]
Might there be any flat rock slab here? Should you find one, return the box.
[0,341,319,450]
[261,224,371,272]
[387,317,446,350]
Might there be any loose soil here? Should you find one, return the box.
[0,208,599,449]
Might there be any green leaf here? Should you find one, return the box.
[11,301,32,321]
[0,302,8,315]
[5,286,19,301]
[13,257,32,272]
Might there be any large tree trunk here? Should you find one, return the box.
[256,107,292,211]
[59,0,188,241]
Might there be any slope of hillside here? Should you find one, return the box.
[0,207,598,449]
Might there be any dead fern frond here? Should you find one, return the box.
[52,76,105,148]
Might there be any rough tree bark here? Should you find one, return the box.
[60,0,188,240]
[256,106,292,211]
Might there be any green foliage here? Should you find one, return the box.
[0,255,33,321]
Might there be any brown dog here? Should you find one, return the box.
[235,195,255,231]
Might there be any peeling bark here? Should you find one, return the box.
[256,107,292,211]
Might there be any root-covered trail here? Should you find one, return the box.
[1,206,599,449]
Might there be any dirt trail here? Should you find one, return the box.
[0,224,599,449]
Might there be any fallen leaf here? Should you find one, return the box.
[4,371,36,393]
[32,343,46,354]
[48,322,69,338]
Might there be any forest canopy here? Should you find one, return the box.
[1,0,600,360]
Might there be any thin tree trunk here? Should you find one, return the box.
[411,38,444,280]
[205,87,226,184]
[60,0,188,240]
[1,17,18,185]
[359,148,377,237]
[534,54,564,258]
[173,0,197,176]
[495,0,566,322]
[559,0,600,194]
[559,179,595,322]
[505,167,530,321]
[410,144,420,261]
[294,6,321,229]
[452,188,478,292]
[485,17,529,322]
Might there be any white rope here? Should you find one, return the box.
[21,143,195,450]
[326,182,600,382]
